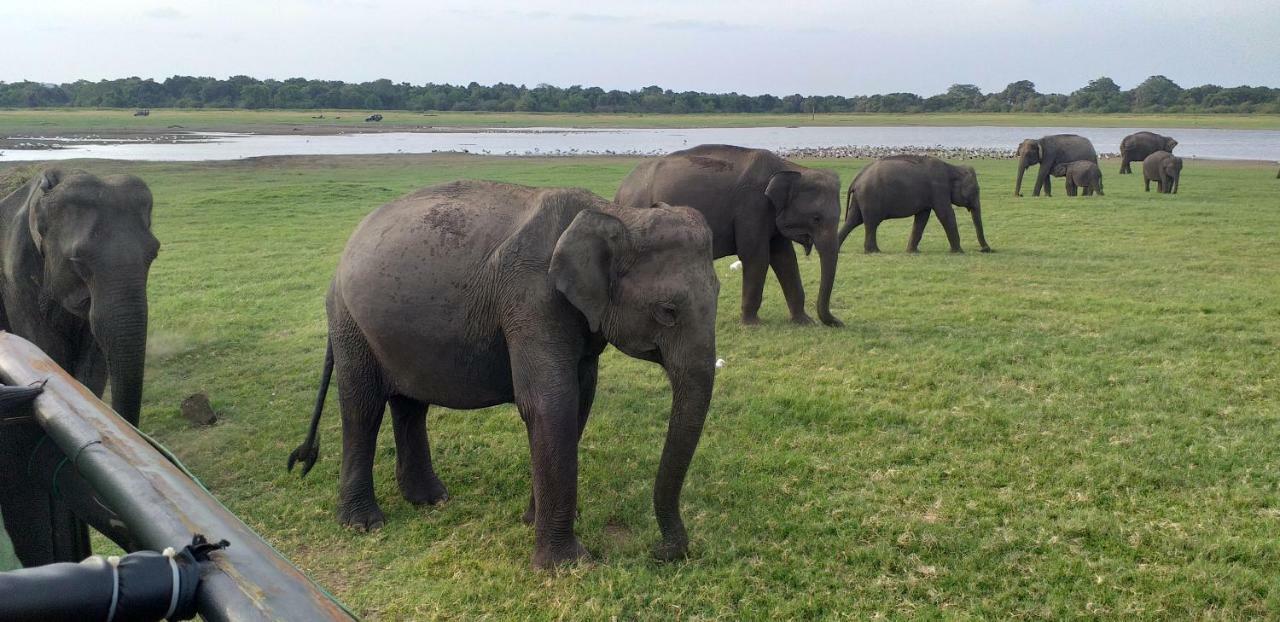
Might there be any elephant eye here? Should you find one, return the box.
[810,214,822,224]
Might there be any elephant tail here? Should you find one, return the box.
[838,186,862,247]
[287,337,333,478]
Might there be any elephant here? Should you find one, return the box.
[287,180,719,569]
[1014,134,1098,197]
[838,155,991,253]
[1050,160,1105,196]
[1143,151,1183,193]
[614,144,842,327]
[1119,131,1178,174]
[0,169,158,566]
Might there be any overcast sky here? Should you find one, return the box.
[3,0,1277,95]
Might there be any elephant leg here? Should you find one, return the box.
[332,316,389,531]
[1120,156,1131,174]
[768,236,813,325]
[525,356,597,525]
[934,205,963,253]
[738,244,770,325]
[514,356,588,568]
[1145,177,1151,192]
[1065,178,1078,197]
[863,219,882,253]
[390,395,448,506]
[906,210,930,253]
[1033,169,1048,196]
[1157,179,1165,193]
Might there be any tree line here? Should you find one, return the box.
[0,75,1277,114]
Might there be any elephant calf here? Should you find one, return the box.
[839,155,991,254]
[1143,151,1183,194]
[1050,161,1105,196]
[288,180,719,569]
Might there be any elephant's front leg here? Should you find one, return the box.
[1034,169,1051,197]
[934,204,964,253]
[516,357,589,568]
[906,209,930,253]
[767,236,813,325]
[738,245,771,325]
[525,356,598,525]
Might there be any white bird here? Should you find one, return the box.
[715,358,727,369]
[729,260,742,271]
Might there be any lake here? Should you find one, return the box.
[3,126,1278,162]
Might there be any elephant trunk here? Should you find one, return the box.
[969,200,991,252]
[89,275,149,426]
[652,354,715,561]
[1014,157,1030,197]
[814,226,842,326]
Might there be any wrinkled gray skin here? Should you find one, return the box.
[1143,151,1183,193]
[288,180,718,569]
[839,155,990,254]
[615,144,842,327]
[0,170,157,425]
[1014,134,1099,197]
[1050,161,1106,196]
[1119,131,1178,174]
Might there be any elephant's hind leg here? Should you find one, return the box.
[332,312,390,531]
[768,236,813,325]
[906,210,930,253]
[390,396,449,506]
[1120,157,1132,174]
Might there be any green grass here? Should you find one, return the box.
[7,154,1280,618]
[3,108,1280,133]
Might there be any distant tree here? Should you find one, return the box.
[240,84,271,109]
[1132,75,1182,110]
[1069,77,1128,112]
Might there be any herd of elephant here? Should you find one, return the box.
[0,131,1220,569]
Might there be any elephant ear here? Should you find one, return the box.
[764,170,801,211]
[24,170,60,253]
[549,210,628,333]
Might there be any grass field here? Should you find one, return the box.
[4,153,1280,618]
[3,108,1280,134]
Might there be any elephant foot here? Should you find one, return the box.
[819,314,844,328]
[652,537,690,562]
[401,475,450,506]
[980,246,994,253]
[905,248,920,254]
[531,538,591,570]
[337,502,386,532]
[790,313,815,326]
[740,315,762,326]
[950,249,965,254]
[522,505,535,525]
[863,248,881,254]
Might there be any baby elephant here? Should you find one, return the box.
[1050,161,1105,196]
[839,155,990,253]
[1143,151,1183,194]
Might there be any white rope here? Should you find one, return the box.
[163,547,181,620]
[105,555,120,622]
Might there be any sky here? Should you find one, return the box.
[2,0,1278,96]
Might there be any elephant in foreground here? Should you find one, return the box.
[839,155,990,253]
[0,169,158,566]
[615,144,842,327]
[288,180,719,569]
[1119,131,1178,174]
[1143,151,1183,193]
[1050,161,1105,196]
[1014,134,1098,197]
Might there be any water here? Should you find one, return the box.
[3,125,1278,162]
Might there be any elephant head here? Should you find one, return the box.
[1164,137,1179,151]
[550,204,718,559]
[948,165,992,252]
[1165,157,1183,193]
[1014,139,1041,197]
[23,169,159,425]
[764,168,843,326]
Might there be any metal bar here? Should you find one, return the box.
[0,332,354,622]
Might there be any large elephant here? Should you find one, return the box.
[0,169,158,566]
[1119,131,1178,174]
[1143,151,1183,193]
[838,155,990,253]
[288,180,719,569]
[1050,160,1105,196]
[1014,134,1098,197]
[614,144,842,327]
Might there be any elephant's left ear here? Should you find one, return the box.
[24,170,61,252]
[764,170,801,211]
[550,210,628,333]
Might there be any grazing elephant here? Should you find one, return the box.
[614,144,842,327]
[1119,131,1178,174]
[287,180,719,569]
[838,155,991,253]
[1050,160,1105,196]
[1014,134,1098,197]
[1143,151,1183,193]
[0,169,158,566]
